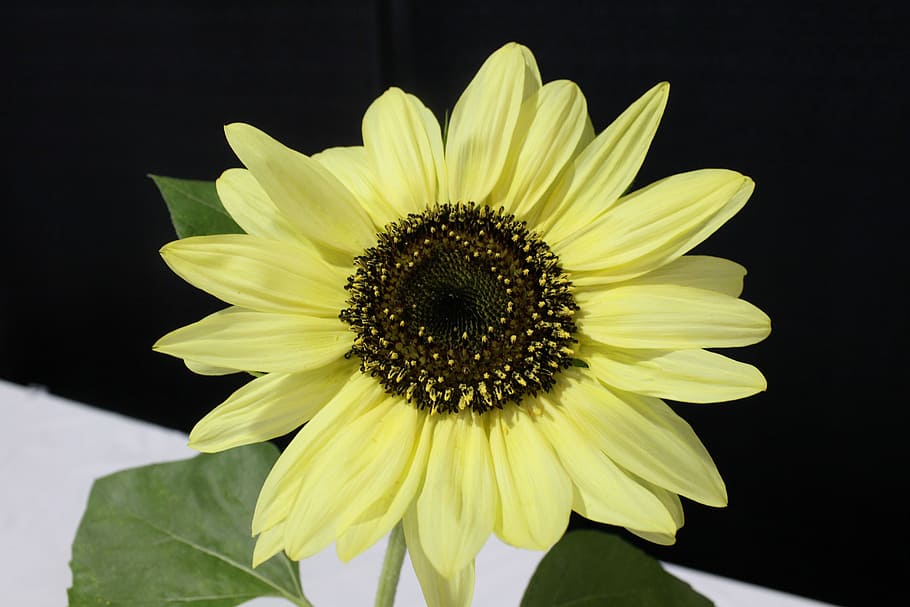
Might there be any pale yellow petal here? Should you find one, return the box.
[538,82,669,241]
[578,284,771,349]
[252,520,287,567]
[302,401,426,562]
[363,87,446,215]
[585,346,766,403]
[417,412,497,577]
[556,169,754,284]
[625,478,684,545]
[445,43,541,203]
[627,528,678,546]
[154,307,350,374]
[187,357,357,452]
[216,168,303,243]
[160,234,347,317]
[536,393,677,534]
[284,396,405,560]
[184,359,238,376]
[488,405,572,550]
[312,146,399,229]
[252,373,384,534]
[492,80,589,219]
[404,508,475,607]
[335,411,434,562]
[558,372,728,506]
[575,254,746,296]
[223,123,376,259]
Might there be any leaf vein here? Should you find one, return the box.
[165,184,231,215]
[122,513,307,605]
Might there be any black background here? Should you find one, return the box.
[6,1,906,605]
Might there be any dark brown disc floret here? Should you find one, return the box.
[340,202,578,414]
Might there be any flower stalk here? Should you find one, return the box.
[375,523,407,607]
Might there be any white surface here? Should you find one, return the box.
[1,379,838,606]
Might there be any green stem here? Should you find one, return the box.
[374,522,407,607]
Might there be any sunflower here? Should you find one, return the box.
[155,42,770,606]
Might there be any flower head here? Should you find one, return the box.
[155,42,770,606]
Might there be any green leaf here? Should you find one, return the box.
[150,174,244,238]
[521,530,714,607]
[68,443,310,607]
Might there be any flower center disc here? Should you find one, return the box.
[340,202,578,414]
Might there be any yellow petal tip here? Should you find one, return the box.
[335,542,358,564]
[186,432,218,453]
[756,370,769,392]
[713,484,729,508]
[223,122,263,152]
[223,122,248,135]
[496,41,531,57]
